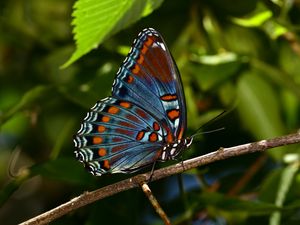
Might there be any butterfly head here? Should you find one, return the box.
[160,137,193,161]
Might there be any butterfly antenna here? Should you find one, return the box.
[191,127,225,138]
[191,110,227,138]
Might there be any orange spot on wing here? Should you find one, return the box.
[160,94,177,101]
[126,75,134,83]
[166,130,173,143]
[178,127,184,139]
[119,121,136,128]
[113,137,123,142]
[141,37,154,54]
[119,121,135,128]
[136,131,145,141]
[155,149,163,159]
[93,136,103,144]
[126,114,138,122]
[103,160,110,169]
[98,148,107,156]
[153,122,160,131]
[145,37,154,46]
[98,125,106,133]
[120,101,131,108]
[136,108,147,119]
[141,45,148,54]
[167,109,180,121]
[132,64,140,74]
[108,106,119,114]
[102,116,110,122]
[112,145,123,153]
[137,55,144,64]
[149,132,158,142]
[116,128,133,136]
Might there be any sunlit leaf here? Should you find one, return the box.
[237,72,285,139]
[63,0,164,67]
[232,11,272,27]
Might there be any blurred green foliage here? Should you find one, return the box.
[0,0,300,224]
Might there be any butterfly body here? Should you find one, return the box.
[74,28,193,176]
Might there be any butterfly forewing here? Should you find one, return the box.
[112,28,186,140]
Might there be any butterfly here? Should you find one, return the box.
[73,28,193,176]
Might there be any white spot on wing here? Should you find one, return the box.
[161,151,166,160]
[170,148,176,155]
[159,42,166,51]
[174,118,179,128]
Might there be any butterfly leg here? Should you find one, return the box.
[179,155,186,171]
[148,160,158,182]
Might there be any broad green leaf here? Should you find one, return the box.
[237,72,285,140]
[63,0,164,67]
[236,71,296,160]
[251,59,300,99]
[190,55,241,91]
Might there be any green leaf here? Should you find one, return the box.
[237,71,285,139]
[190,54,242,91]
[0,171,30,207]
[232,10,272,27]
[0,158,94,206]
[63,0,164,67]
[31,158,94,184]
[269,163,299,225]
[0,85,54,126]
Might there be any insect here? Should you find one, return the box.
[73,28,193,176]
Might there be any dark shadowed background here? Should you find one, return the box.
[0,0,300,224]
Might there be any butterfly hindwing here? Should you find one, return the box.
[74,97,165,175]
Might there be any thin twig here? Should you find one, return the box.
[20,131,300,225]
[140,182,171,225]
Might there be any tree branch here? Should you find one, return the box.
[20,131,300,225]
[141,182,171,225]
